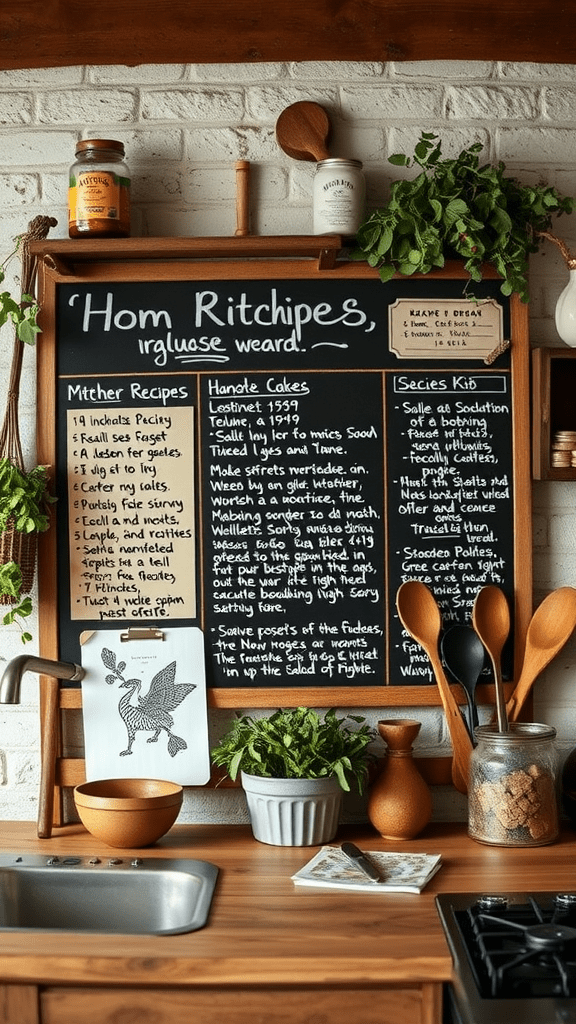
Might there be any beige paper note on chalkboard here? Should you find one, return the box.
[80,626,210,785]
[67,405,195,622]
[388,298,504,360]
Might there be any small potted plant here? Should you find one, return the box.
[352,131,574,302]
[0,216,57,642]
[211,706,374,846]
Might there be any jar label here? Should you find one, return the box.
[69,170,122,222]
[313,167,365,235]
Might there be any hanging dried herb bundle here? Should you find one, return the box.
[0,216,57,640]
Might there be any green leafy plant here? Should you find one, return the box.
[0,563,32,643]
[0,458,54,534]
[352,131,575,302]
[211,706,374,792]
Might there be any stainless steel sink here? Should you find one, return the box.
[0,853,218,934]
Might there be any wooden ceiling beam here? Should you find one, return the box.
[0,1,572,71]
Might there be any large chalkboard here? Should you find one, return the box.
[34,242,531,707]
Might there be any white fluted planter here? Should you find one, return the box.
[240,772,342,846]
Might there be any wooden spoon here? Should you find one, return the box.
[472,585,510,733]
[506,586,576,722]
[396,580,473,794]
[275,101,331,162]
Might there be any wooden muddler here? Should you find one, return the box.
[235,160,250,236]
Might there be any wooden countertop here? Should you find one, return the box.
[1,820,576,989]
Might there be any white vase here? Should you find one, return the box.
[555,268,576,347]
[240,772,342,846]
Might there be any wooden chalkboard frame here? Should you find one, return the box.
[32,237,532,710]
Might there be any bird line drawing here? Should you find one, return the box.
[101,647,196,757]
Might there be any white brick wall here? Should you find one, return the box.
[1,58,575,826]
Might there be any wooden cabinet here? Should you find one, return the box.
[7,982,439,1024]
[0,983,444,1024]
[532,347,576,480]
[0,978,446,1024]
[0,985,39,1024]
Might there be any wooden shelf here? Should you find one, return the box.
[3,1,576,70]
[532,347,576,480]
[30,235,346,275]
[41,680,515,836]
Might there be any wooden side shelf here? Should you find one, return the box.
[39,681,515,837]
[30,235,346,274]
[532,347,576,480]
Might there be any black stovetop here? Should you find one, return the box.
[436,892,576,1024]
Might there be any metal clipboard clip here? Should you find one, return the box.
[120,627,165,642]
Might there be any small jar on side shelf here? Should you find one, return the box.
[69,139,131,238]
[532,347,576,480]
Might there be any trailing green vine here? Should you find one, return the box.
[352,132,575,302]
[0,563,33,643]
[0,243,41,347]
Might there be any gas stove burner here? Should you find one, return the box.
[436,891,576,1022]
[524,923,576,951]
[476,894,509,912]
[556,894,576,910]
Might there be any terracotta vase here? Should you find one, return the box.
[367,719,432,841]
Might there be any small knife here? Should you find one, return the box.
[340,842,383,883]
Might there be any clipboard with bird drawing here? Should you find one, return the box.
[80,627,210,785]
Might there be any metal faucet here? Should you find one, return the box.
[0,656,85,838]
[0,655,84,703]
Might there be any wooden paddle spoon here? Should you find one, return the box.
[396,580,473,794]
[506,586,576,722]
[472,585,510,732]
[275,101,331,162]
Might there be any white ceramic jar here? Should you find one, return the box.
[313,158,365,235]
[555,267,576,347]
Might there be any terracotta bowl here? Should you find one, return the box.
[74,778,183,848]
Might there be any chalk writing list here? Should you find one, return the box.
[201,372,386,687]
[66,402,196,621]
[386,372,514,683]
